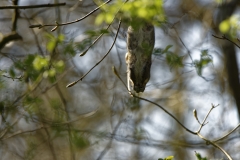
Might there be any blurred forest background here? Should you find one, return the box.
[0,0,240,160]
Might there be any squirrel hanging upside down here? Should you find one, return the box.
[125,22,155,93]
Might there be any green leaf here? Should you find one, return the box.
[194,50,212,76]
[71,131,90,149]
[95,13,105,25]
[195,151,208,160]
[47,41,57,53]
[45,33,65,52]
[153,48,163,55]
[95,0,165,25]
[162,45,173,54]
[9,67,15,78]
[165,156,174,160]
[158,156,174,160]
[33,56,49,71]
[166,53,183,68]
[58,34,65,42]
[64,41,76,56]
[54,60,65,72]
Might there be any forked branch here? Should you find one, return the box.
[0,3,66,9]
[66,20,122,88]
[112,66,236,160]
[29,0,113,31]
[212,34,240,49]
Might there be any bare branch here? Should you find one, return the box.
[112,66,196,135]
[29,0,113,31]
[212,34,240,49]
[80,24,112,57]
[196,104,218,133]
[0,3,66,9]
[66,19,122,88]
[213,123,240,143]
[12,0,19,32]
[197,133,233,160]
[0,32,22,50]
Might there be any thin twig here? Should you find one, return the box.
[12,0,19,32]
[66,19,122,88]
[0,3,66,9]
[79,0,125,57]
[196,104,218,133]
[23,13,44,55]
[174,28,193,62]
[0,115,23,139]
[113,67,234,160]
[197,133,233,160]
[97,119,125,160]
[131,94,196,135]
[29,0,113,31]
[79,18,114,57]
[212,34,240,49]
[213,123,240,143]
[2,109,98,140]
[112,66,196,135]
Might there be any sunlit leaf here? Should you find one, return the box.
[33,56,49,71]
[219,20,230,33]
[166,52,183,68]
[95,0,165,25]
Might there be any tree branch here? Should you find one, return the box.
[212,34,240,49]
[112,67,235,160]
[29,0,113,31]
[12,0,19,32]
[0,32,22,50]
[66,19,122,88]
[213,123,240,143]
[0,3,66,9]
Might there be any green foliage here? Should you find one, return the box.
[133,127,146,141]
[23,95,43,115]
[64,29,109,56]
[71,131,90,149]
[0,101,5,121]
[195,151,208,160]
[14,54,40,81]
[154,45,183,69]
[194,50,212,76]
[9,67,16,79]
[13,54,65,83]
[158,156,174,160]
[50,98,65,123]
[64,41,76,56]
[219,14,240,36]
[25,140,37,160]
[75,38,93,54]
[33,55,50,71]
[166,53,184,69]
[0,74,5,89]
[85,29,109,37]
[45,33,65,53]
[74,29,110,55]
[95,0,165,26]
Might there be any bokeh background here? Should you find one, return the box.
[0,0,240,159]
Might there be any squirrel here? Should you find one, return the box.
[125,22,155,93]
